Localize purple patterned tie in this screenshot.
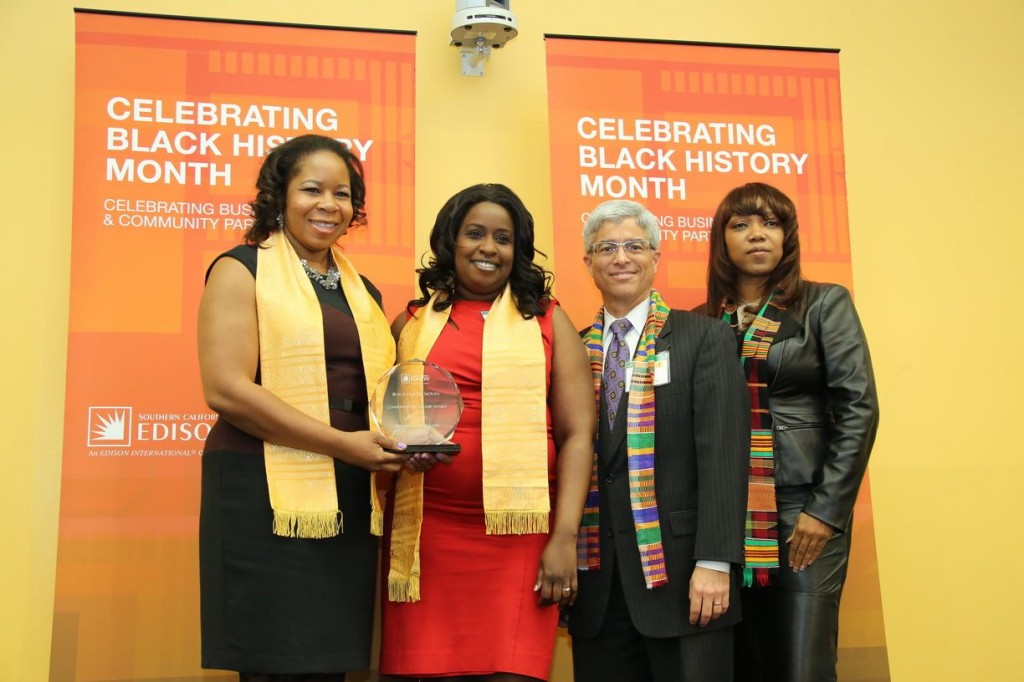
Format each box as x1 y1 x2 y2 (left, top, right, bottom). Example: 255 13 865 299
603 318 633 427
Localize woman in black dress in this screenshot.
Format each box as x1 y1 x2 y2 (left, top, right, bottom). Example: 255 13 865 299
198 135 410 680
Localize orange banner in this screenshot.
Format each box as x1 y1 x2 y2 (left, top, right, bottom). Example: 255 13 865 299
53 12 414 680
545 37 889 680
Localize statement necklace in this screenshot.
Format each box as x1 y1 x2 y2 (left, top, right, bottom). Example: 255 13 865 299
299 257 341 290
735 297 764 331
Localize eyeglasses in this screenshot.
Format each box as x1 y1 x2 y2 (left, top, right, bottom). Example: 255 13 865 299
589 239 654 258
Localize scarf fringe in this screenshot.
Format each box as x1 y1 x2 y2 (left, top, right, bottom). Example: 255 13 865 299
388 575 421 603
742 566 773 588
272 510 342 539
485 510 550 535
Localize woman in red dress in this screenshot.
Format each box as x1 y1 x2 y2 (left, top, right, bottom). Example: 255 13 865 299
379 184 596 681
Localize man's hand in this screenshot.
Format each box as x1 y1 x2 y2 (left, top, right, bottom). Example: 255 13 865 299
688 566 730 626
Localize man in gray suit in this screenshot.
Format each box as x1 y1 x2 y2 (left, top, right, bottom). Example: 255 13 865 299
569 199 749 682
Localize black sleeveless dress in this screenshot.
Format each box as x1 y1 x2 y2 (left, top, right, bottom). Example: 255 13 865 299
200 244 382 674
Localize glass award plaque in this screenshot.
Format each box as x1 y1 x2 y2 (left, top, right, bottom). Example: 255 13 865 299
370 359 463 454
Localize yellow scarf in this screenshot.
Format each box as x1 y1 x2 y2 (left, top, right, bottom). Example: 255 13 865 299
256 232 395 538
387 285 549 602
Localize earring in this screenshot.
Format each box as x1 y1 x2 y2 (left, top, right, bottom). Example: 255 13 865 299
276 212 284 229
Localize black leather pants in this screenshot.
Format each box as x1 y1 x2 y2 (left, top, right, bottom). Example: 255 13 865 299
733 488 852 682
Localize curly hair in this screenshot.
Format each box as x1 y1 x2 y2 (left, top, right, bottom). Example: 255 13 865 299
413 183 553 318
704 182 804 315
244 134 367 245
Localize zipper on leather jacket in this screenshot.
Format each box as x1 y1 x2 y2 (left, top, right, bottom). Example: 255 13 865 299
775 422 826 431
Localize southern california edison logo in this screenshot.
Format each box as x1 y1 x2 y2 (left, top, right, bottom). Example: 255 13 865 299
87 406 133 447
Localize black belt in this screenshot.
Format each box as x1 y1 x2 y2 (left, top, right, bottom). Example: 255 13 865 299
329 397 368 413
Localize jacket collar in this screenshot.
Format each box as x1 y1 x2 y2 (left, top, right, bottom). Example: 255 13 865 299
774 307 802 344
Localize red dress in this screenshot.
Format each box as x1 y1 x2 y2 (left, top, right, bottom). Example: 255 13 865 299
380 298 559 679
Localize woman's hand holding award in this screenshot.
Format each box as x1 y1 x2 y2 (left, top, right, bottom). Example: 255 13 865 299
371 360 463 454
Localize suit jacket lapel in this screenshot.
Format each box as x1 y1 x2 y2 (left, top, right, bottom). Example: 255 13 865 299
656 309 673 352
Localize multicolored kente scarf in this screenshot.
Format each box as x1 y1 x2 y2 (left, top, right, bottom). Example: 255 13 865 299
578 289 670 589
386 285 549 602
256 232 395 539
721 294 784 586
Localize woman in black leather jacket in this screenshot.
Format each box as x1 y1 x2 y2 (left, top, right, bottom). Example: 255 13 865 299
701 183 879 682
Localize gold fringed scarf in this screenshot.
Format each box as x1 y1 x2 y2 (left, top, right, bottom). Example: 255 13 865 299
387 285 549 602
256 232 395 539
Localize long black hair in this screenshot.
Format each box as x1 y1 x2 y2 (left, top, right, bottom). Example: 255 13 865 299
414 183 553 318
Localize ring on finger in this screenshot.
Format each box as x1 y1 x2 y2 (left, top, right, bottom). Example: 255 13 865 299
562 586 573 593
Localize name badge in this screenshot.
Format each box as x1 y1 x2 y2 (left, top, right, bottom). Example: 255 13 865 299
624 352 671 387
653 351 670 386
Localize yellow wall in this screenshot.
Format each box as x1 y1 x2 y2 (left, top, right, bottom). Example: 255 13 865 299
3 1 1022 680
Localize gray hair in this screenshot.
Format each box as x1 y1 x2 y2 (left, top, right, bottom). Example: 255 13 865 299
582 200 661 253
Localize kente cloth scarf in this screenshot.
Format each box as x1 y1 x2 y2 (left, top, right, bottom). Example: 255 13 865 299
256 231 395 539
721 294 784 587
579 289 670 589
386 284 549 602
